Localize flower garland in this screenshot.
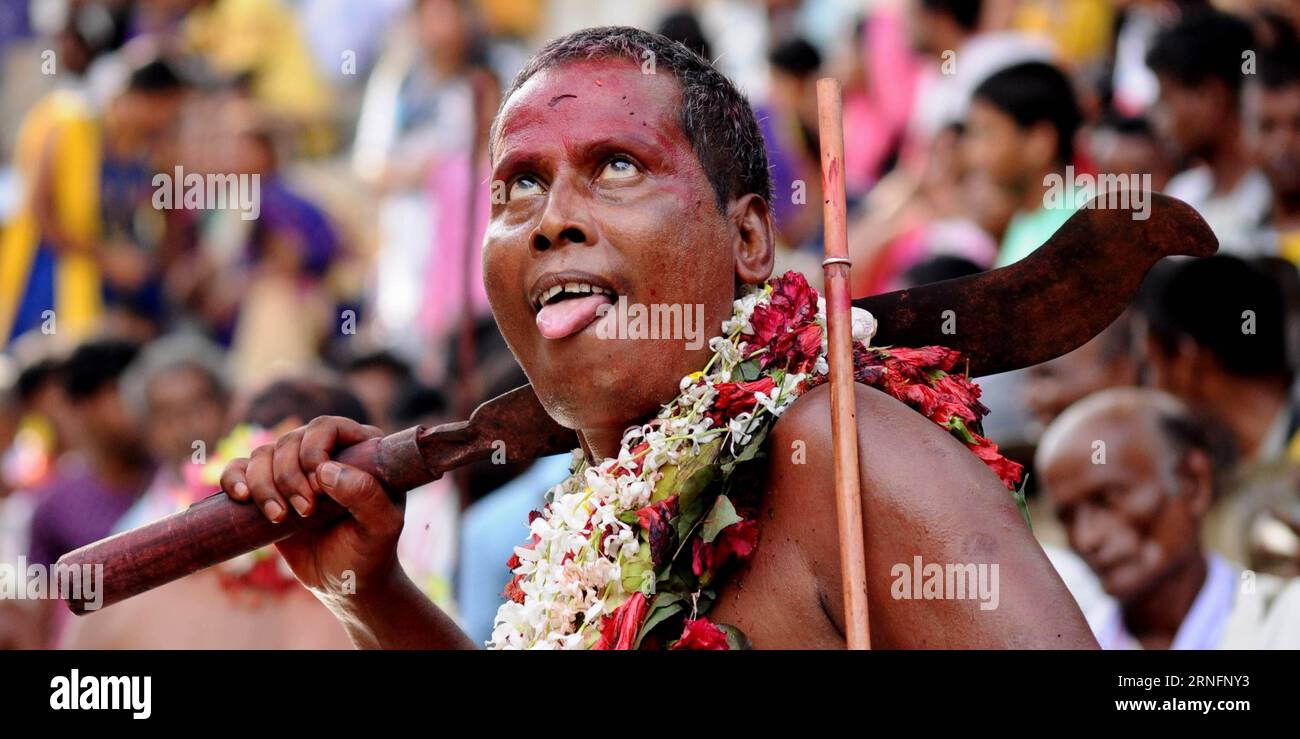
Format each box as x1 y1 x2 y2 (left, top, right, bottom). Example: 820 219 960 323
488 272 1023 650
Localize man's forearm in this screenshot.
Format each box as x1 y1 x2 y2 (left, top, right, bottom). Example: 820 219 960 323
324 567 478 650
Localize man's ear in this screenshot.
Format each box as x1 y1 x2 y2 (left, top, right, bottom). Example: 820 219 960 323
1176 447 1214 518
1168 337 1207 398
1025 122 1058 172
729 193 775 286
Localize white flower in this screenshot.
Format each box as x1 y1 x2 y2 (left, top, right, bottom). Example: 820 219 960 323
488 273 832 649
851 307 877 345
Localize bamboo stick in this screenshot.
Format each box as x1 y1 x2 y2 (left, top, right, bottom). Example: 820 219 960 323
815 78 871 650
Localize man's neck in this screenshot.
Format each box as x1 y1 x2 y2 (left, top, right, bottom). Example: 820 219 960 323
1272 189 1300 231
1019 167 1059 214
1210 379 1289 460
1122 552 1208 650
91 447 150 491
1197 126 1253 196
578 427 628 464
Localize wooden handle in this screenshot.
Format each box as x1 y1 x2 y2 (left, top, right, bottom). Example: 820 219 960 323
56 428 432 614
817 78 871 650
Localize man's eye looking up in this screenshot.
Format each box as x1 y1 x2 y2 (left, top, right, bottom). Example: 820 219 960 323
508 175 543 200
601 156 639 181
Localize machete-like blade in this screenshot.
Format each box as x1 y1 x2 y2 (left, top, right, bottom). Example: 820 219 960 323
860 192 1217 376
486 192 1218 461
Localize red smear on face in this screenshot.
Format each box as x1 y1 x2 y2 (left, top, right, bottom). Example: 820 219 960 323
481 59 740 454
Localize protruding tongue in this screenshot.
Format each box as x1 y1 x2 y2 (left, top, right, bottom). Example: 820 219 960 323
536 294 614 339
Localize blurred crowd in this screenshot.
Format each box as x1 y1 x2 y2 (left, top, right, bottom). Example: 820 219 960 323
1 0 1299 650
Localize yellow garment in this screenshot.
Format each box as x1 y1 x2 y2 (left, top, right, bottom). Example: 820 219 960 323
0 89 102 346
1012 0 1113 66
185 0 333 143
1278 229 1300 269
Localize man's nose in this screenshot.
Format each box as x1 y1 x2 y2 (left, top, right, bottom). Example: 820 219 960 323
1072 504 1113 556
531 181 593 252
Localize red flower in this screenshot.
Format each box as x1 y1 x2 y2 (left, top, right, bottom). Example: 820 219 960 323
706 377 777 426
671 618 730 650
692 519 760 584
967 431 1024 488
886 346 960 372
901 382 978 425
593 592 649 650
744 274 824 373
503 575 526 604
635 496 679 567
764 322 823 373
769 272 818 325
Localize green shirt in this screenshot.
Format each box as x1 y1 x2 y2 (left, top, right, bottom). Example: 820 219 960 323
996 201 1078 268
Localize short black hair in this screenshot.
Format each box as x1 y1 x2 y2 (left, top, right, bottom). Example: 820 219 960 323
919 0 983 32
655 10 711 60
1146 8 1256 97
127 58 185 93
390 383 448 427
972 61 1081 165
1095 110 1156 138
244 377 370 428
768 37 821 78
1138 256 1291 380
494 26 772 211
1257 40 1300 91
344 350 413 382
16 357 64 404
61 340 140 401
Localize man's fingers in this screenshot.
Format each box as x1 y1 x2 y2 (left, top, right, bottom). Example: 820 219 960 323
219 457 252 501
315 461 402 540
272 432 316 516
246 444 288 523
299 416 385 472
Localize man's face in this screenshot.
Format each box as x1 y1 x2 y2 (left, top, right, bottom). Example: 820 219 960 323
79 385 147 458
145 367 226 465
1248 83 1300 198
1089 130 1171 192
1040 413 1202 601
1152 75 1224 159
484 59 749 434
904 1 942 57
963 100 1032 197
1024 336 1134 427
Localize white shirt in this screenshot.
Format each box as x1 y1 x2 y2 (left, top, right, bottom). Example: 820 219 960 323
1069 554 1300 650
1163 166 1273 257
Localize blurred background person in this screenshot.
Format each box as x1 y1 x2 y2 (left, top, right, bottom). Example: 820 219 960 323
0 8 113 348
61 373 364 648
23 338 150 646
1037 387 1300 649
1248 39 1300 263
964 60 1083 267
1146 8 1271 255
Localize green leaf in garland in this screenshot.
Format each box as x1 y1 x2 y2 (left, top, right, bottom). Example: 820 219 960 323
720 424 771 475
635 593 684 647
620 545 656 595
700 495 743 544
734 358 762 382
945 416 978 445
1011 476 1033 531
719 623 753 650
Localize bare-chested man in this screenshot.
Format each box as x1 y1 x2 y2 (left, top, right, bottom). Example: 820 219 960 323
219 27 1096 649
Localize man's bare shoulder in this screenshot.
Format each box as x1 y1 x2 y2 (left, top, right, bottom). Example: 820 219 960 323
771 382 1012 502
761 382 1097 648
